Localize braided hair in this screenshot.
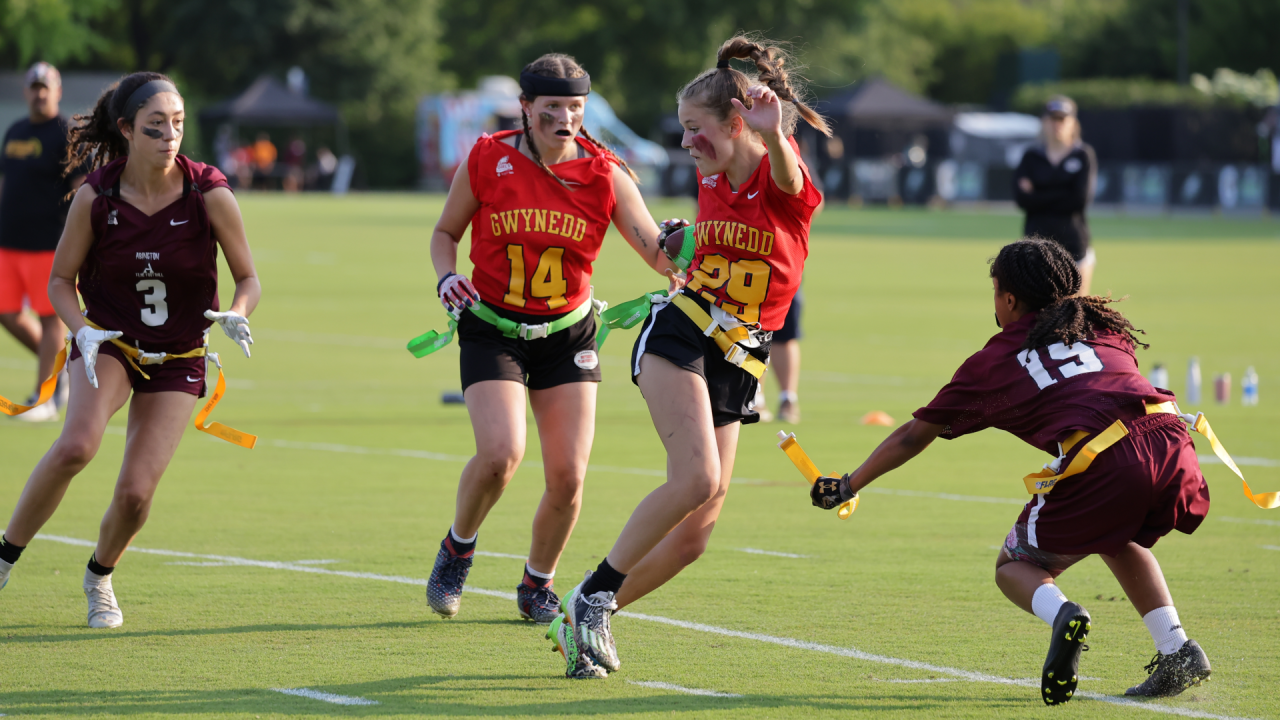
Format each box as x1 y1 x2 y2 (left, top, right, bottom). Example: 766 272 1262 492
990 238 1148 350
519 53 639 189
678 35 832 138
64 72 176 177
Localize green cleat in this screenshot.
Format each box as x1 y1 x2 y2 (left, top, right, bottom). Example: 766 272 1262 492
547 614 607 679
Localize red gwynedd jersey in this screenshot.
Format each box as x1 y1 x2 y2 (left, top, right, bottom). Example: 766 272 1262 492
467 130 618 315
688 136 820 330
913 312 1177 455
79 155 228 353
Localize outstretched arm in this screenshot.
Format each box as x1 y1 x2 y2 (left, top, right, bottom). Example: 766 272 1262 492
811 418 945 510
611 165 678 275
731 85 804 195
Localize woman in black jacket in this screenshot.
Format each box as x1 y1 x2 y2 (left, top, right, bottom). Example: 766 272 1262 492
1014 96 1098 294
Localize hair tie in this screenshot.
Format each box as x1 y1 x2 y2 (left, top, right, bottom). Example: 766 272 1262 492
716 60 730 69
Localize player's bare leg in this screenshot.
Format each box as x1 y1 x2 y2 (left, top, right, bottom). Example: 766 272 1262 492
429 379 526 618
772 340 801 423
521 381 595 622
0 311 40 354
1099 542 1172 615
615 421 738 610
3 356 131 547
995 551 1056 614
996 549 1090 705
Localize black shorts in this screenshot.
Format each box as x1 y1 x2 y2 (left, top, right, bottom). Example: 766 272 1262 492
773 288 803 344
629 290 771 427
456 301 601 391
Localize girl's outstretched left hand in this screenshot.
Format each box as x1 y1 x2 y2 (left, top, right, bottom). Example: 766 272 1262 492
730 85 783 139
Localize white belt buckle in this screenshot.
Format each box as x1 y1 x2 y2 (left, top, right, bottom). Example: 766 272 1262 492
723 345 749 368
138 351 167 366
520 322 550 341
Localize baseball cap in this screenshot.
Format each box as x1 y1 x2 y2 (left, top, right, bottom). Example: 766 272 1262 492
1043 96 1076 117
25 62 61 88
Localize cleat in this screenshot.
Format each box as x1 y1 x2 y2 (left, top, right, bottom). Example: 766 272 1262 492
427 538 473 618
1041 602 1090 705
517 579 561 624
13 397 58 423
0 558 12 591
1125 639 1211 697
562 572 620 672
778 398 800 424
547 613 607 679
84 569 123 629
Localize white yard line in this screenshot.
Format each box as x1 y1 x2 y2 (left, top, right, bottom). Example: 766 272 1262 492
271 688 378 706
1199 455 1279 468
736 548 811 559
879 678 962 683
1220 516 1280 528
1262 546 1280 552
24 532 1260 720
628 680 743 698
475 551 526 560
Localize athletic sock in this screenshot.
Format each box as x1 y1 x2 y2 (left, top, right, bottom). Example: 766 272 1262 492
581 557 626 597
0 535 26 565
1142 606 1188 655
1031 583 1069 625
779 390 798 404
446 527 477 556
86 554 114 577
523 564 554 589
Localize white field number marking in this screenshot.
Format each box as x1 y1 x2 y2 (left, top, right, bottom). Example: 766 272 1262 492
271 688 377 706
136 279 169 326
21 532 1261 720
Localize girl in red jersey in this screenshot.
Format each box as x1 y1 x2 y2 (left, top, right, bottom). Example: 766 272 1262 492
0 73 260 628
811 239 1222 704
548 37 831 679
424 54 676 625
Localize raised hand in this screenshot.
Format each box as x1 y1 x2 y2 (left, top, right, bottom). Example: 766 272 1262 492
438 272 481 313
729 85 784 139
205 310 253 358
74 326 123 389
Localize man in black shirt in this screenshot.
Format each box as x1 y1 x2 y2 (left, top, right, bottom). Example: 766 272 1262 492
0 62 85 421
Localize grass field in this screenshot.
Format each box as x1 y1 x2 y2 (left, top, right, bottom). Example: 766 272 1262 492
1 195 1278 719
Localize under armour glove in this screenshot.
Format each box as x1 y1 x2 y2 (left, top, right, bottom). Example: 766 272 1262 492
437 272 481 312
811 474 857 510
204 310 253 358
73 326 123 389
657 218 694 270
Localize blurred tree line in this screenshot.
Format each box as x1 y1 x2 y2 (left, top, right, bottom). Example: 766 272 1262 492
2 0 1274 187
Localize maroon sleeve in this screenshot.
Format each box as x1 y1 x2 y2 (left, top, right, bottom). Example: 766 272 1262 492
197 162 232 193
912 349 999 439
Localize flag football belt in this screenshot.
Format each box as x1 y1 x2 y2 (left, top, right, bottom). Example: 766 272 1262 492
0 319 256 449
407 294 603 358
1022 401 1277 509
590 288 766 379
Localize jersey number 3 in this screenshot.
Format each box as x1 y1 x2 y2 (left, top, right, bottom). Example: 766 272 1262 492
136 279 169 326
1017 342 1103 390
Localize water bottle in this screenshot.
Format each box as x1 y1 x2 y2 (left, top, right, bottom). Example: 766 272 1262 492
1149 363 1169 389
1214 373 1231 405
1186 357 1201 405
1242 366 1259 406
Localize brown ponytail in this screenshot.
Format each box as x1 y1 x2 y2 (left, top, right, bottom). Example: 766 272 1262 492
679 35 832 138
64 71 176 178
519 53 640 188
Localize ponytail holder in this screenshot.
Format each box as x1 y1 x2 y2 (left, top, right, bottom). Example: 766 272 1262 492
716 60 731 69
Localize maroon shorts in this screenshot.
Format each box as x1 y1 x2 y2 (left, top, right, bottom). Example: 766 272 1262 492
1008 412 1210 559
70 341 207 398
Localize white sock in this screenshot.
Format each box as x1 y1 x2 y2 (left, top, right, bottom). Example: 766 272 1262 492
779 390 798 404
1031 583 1068 625
1143 606 1188 655
525 563 554 580
449 526 477 545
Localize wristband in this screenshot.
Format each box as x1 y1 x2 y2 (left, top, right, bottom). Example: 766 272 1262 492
437 272 456 297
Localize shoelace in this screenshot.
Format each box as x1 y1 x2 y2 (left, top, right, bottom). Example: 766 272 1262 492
86 580 118 616
1142 652 1163 676
526 586 560 611
437 552 472 588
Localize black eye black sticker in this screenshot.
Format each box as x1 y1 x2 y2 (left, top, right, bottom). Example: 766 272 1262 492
141 127 164 139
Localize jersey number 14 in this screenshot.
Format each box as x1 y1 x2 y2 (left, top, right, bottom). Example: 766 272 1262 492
1017 342 1103 390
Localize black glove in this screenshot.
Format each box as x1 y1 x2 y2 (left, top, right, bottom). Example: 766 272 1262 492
811 474 856 510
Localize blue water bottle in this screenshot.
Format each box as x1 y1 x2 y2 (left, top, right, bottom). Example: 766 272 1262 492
1242 366 1259 406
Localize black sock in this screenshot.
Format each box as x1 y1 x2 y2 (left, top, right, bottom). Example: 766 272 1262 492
87 554 114 577
445 529 476 556
0 535 25 564
581 557 626 597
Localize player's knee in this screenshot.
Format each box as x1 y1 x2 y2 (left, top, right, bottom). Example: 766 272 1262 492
543 469 584 507
679 470 720 510
113 487 154 523
50 435 100 469
673 532 710 568
474 444 524 485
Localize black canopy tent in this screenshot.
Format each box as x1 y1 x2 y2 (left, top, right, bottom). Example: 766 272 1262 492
815 77 952 158
200 76 347 154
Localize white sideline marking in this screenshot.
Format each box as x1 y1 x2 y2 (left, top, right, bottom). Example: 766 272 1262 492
1199 455 1279 468
475 551 526 560
628 680 742 698
861 486 1025 506
736 548 810 559
25 533 1258 720
880 678 961 683
166 562 233 567
1262 546 1280 552
271 688 377 706
290 559 342 565
1220 516 1280 528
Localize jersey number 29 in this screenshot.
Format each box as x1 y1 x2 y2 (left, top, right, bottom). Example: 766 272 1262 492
136 279 169 326
1017 342 1103 390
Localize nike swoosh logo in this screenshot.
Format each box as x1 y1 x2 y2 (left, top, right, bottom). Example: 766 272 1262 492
747 191 759 199
186 376 201 382
170 219 189 226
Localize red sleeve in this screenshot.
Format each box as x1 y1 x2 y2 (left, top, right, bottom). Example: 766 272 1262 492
764 136 822 216
912 349 998 440
467 135 489 205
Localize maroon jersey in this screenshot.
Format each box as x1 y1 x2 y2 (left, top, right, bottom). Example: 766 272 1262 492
913 312 1176 455
80 155 228 353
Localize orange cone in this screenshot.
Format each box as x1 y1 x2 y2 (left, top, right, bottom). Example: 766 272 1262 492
861 410 895 426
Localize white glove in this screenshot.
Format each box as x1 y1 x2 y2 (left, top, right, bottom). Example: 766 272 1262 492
204 310 253 358
74 326 122 389
438 272 481 312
